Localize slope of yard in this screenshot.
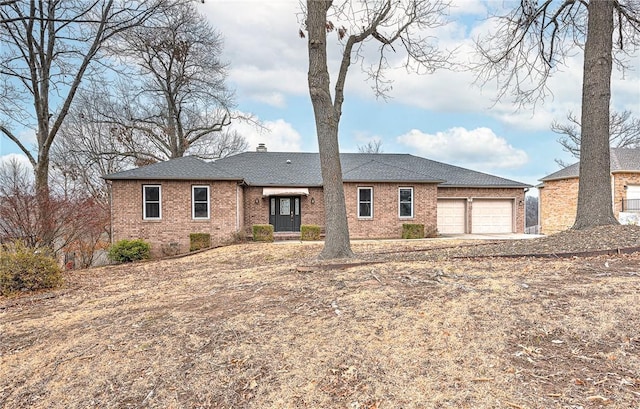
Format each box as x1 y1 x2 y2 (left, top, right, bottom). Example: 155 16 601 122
2 231 640 408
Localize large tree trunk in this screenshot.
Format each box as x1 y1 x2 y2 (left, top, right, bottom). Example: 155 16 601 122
34 154 55 249
573 0 618 230
307 0 354 259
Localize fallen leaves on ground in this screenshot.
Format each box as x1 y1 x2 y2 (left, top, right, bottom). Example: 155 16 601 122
1 225 639 408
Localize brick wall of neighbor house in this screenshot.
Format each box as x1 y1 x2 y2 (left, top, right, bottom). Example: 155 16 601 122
613 172 640 216
436 187 527 234
539 178 579 235
111 179 239 257
242 186 325 234
344 182 438 239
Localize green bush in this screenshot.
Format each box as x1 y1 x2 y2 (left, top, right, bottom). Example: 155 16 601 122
0 241 63 296
300 224 321 241
189 233 211 251
402 223 425 239
252 224 274 242
108 239 151 263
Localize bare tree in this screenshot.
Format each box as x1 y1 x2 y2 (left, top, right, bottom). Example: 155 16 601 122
0 0 172 248
475 0 640 231
525 195 539 228
0 159 39 247
357 139 384 154
0 158 107 264
101 2 245 161
51 85 134 208
304 0 451 259
552 110 640 164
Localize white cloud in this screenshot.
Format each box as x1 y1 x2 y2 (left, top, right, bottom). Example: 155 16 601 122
230 116 302 152
201 0 639 141
0 153 33 171
396 127 528 171
230 65 308 105
202 1 308 105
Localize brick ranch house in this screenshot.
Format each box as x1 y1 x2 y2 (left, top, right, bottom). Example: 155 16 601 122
104 148 530 256
538 147 640 234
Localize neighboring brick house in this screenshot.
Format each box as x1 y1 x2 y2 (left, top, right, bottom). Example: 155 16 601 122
104 147 530 256
538 147 640 234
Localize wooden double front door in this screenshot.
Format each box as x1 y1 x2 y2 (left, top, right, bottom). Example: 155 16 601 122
269 196 301 232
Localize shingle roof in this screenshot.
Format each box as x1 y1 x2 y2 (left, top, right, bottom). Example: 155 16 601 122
213 152 530 188
611 147 640 171
102 155 241 181
539 148 640 182
102 152 531 188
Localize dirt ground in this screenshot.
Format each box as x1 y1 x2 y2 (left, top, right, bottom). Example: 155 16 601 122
2 226 640 408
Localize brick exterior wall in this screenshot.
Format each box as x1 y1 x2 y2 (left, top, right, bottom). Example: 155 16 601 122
540 172 640 235
344 182 438 239
110 179 240 257
241 183 438 239
437 187 526 234
539 178 579 235
110 179 529 255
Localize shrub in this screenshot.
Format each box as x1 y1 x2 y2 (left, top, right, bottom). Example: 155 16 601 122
252 224 274 242
300 224 321 241
108 239 151 263
402 223 424 239
189 233 211 251
0 241 63 296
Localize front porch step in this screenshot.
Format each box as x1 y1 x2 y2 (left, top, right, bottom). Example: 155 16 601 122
273 232 303 241
245 232 326 241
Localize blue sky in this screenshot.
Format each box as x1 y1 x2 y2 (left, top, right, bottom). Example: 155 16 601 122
2 0 639 189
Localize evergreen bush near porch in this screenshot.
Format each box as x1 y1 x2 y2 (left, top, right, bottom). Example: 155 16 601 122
300 225 321 241
252 224 274 242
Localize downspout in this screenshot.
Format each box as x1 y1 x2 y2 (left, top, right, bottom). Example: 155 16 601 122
524 187 529 233
108 180 114 243
236 184 240 232
611 173 616 215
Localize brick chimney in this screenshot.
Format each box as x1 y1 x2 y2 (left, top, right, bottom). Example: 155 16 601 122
256 143 267 152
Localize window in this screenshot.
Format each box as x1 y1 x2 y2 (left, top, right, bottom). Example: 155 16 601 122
143 185 161 220
358 187 373 218
192 186 210 219
399 187 414 218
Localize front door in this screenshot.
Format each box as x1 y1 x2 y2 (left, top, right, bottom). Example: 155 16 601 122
269 196 301 232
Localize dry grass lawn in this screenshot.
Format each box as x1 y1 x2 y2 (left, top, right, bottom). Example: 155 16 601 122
1 238 640 408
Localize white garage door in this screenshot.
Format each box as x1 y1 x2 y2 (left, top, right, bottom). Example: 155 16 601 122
437 200 466 234
471 200 513 234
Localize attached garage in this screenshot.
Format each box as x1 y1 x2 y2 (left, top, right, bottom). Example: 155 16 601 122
437 199 466 234
471 199 514 234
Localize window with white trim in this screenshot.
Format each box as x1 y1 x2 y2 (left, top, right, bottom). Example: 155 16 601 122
358 187 373 218
192 185 210 219
143 185 161 220
399 187 414 218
